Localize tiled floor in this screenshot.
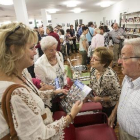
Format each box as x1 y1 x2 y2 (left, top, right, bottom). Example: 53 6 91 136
64 52 124 140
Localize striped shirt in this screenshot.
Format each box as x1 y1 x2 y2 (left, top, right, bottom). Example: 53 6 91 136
117 75 140 139
108 28 126 44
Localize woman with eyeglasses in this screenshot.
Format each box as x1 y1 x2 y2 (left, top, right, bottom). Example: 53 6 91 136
88 47 121 127
0 23 83 140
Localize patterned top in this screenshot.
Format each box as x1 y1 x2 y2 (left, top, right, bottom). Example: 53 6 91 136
90 67 121 107
0 71 66 140
118 76 140 139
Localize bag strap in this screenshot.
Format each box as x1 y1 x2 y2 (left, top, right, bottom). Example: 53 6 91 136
88 27 93 37
1 84 48 140
2 84 25 140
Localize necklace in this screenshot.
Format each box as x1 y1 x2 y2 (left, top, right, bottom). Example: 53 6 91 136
14 73 39 96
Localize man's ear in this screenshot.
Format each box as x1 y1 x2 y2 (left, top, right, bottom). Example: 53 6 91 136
10 45 15 54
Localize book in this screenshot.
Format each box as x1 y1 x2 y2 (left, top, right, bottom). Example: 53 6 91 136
60 80 93 113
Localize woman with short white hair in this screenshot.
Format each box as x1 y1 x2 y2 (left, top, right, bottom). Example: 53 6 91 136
34 36 67 88
91 28 104 50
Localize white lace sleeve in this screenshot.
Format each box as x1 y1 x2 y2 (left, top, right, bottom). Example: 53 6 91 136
38 90 54 108
10 88 66 140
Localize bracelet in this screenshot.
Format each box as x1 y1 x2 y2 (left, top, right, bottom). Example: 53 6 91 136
68 114 74 124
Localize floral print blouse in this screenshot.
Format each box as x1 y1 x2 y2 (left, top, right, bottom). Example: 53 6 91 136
90 67 121 108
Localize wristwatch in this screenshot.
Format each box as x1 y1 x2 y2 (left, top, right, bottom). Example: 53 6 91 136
100 98 104 102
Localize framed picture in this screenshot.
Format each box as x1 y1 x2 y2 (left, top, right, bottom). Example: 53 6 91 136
79 19 82 24
62 23 65 27
67 23 70 27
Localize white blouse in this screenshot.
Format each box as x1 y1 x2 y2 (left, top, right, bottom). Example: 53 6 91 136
0 77 66 139
34 52 67 86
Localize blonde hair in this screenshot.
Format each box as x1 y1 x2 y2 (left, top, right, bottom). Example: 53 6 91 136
94 28 101 34
0 22 38 76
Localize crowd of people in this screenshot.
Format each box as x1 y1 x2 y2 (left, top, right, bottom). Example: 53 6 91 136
0 21 140 140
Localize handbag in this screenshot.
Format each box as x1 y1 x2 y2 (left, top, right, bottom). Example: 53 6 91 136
69 40 73 45
1 84 47 140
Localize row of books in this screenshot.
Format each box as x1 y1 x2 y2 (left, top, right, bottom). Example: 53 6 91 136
121 17 140 23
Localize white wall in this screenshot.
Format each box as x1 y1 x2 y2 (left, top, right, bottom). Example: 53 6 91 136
51 12 100 31
50 0 140 31
99 0 140 29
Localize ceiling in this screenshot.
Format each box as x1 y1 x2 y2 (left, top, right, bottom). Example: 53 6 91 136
0 0 122 22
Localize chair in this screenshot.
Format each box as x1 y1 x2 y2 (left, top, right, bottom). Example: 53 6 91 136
53 111 117 140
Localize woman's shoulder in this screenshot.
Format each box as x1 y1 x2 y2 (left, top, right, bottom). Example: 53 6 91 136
35 54 48 65
105 67 118 77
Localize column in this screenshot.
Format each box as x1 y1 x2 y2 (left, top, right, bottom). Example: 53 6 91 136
13 0 29 26
41 9 48 35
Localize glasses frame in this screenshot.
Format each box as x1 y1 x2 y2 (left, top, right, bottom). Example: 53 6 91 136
91 56 101 61
119 56 140 61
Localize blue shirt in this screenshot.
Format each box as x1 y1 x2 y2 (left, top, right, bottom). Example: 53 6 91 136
86 27 94 42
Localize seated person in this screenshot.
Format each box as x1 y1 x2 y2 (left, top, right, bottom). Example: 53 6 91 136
88 47 120 126
34 36 67 88
0 22 83 140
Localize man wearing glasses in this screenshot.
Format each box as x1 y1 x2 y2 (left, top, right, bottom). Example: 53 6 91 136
108 38 140 140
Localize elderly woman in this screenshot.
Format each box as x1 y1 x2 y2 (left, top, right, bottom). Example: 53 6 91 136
91 28 104 50
89 47 120 124
34 36 67 89
0 22 83 140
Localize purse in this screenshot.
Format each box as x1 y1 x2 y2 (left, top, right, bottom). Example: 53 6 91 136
1 84 47 140
69 40 73 45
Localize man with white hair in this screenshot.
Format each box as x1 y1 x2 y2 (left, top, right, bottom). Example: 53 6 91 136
108 38 140 140
109 23 126 67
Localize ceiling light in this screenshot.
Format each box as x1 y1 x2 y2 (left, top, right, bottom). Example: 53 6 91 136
63 1 80 7
46 9 59 14
97 1 114 7
72 8 83 13
0 0 13 5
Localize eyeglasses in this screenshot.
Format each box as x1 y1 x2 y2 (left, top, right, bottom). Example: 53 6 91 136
91 57 101 61
119 56 140 61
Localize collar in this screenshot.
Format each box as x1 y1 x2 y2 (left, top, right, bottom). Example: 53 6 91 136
125 75 140 88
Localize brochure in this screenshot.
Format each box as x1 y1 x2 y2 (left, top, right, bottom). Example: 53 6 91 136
60 80 93 113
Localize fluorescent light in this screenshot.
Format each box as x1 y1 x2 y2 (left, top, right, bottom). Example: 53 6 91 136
0 0 13 5
72 8 83 13
63 1 80 7
46 9 59 14
97 1 114 7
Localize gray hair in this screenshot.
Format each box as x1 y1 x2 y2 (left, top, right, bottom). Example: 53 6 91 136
124 38 140 56
40 36 58 51
94 28 100 34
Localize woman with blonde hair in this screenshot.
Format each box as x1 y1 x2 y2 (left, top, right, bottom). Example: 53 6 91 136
0 22 83 140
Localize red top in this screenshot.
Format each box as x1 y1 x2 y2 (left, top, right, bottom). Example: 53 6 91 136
48 32 60 51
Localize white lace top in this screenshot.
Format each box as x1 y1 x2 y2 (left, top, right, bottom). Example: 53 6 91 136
0 78 66 139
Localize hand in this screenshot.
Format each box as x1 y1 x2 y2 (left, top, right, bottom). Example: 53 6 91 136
40 83 55 91
70 100 83 118
90 96 101 102
108 111 116 128
53 89 68 95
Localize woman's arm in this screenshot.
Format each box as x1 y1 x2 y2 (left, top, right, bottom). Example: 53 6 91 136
11 88 82 139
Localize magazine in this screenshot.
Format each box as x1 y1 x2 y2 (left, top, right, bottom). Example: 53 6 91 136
60 80 93 113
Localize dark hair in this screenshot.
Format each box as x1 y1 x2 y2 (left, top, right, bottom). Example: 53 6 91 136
94 47 113 68
104 26 110 32
111 23 114 28
82 26 88 32
88 21 93 27
66 29 70 33
59 29 65 35
99 26 105 32
34 27 38 29
70 25 73 28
